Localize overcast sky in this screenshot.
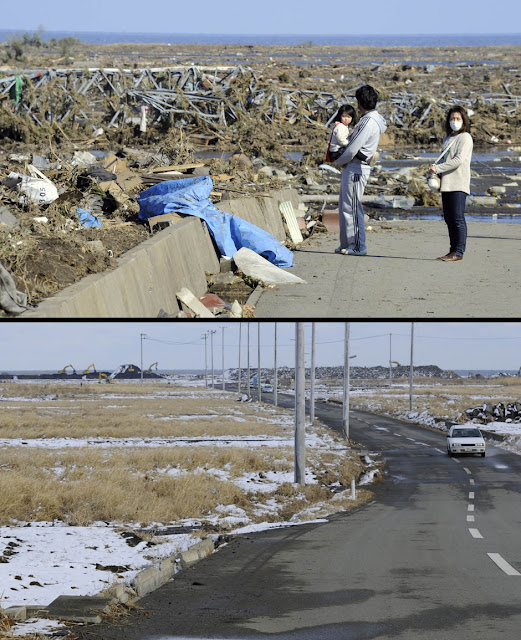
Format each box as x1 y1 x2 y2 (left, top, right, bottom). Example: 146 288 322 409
1 0 520 35
1 322 520 372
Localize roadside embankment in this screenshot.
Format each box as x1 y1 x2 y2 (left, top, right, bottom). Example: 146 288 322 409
19 187 301 318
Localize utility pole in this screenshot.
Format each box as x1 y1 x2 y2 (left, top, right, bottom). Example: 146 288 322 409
409 322 414 411
209 329 216 388
221 326 226 391
310 322 316 424
295 322 306 485
274 322 278 407
247 323 250 397
257 323 262 402
238 324 242 394
140 333 147 386
342 322 350 440
202 332 208 389
389 333 393 387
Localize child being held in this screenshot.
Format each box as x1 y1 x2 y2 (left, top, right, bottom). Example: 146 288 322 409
327 104 378 166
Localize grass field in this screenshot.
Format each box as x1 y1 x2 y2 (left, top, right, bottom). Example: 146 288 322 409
0 382 372 528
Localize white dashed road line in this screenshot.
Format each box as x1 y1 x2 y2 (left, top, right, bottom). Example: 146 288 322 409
469 479 475 485
469 492 475 499
393 433 402 437
468 504 475 512
467 515 475 522
463 467 472 474
488 553 521 576
469 528 483 539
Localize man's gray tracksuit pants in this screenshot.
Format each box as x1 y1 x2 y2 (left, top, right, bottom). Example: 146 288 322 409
338 169 368 253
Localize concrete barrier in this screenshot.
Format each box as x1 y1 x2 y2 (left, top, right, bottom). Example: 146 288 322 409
132 557 176 598
217 187 300 241
19 187 301 318
21 217 220 318
178 537 215 569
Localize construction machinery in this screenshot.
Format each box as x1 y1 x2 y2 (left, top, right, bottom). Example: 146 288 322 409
390 361 400 367
83 363 96 374
59 364 76 374
145 362 158 373
98 373 113 384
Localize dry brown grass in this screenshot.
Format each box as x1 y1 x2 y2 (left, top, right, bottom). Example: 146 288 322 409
0 446 291 526
0 383 291 439
0 612 15 636
0 441 368 528
0 381 378 529
333 377 521 423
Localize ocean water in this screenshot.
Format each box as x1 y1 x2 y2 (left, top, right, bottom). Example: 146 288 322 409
1 30 521 47
453 370 519 377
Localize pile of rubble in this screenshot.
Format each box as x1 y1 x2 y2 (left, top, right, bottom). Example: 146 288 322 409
0 140 314 315
465 402 521 424
228 364 459 382
2 43 521 313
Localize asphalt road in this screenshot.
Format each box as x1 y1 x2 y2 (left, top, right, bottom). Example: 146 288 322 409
251 221 521 318
78 397 521 640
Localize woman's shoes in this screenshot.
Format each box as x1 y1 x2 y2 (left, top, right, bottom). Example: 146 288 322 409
437 252 463 261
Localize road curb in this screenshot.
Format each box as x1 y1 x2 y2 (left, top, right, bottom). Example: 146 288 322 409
246 284 264 310
0 536 217 628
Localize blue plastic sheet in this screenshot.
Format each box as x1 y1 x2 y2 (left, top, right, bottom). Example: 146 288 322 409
75 208 101 228
137 176 294 267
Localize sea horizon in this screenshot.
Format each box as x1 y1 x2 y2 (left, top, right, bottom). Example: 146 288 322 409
1 30 521 47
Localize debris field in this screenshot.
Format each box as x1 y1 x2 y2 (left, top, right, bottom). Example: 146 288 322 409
2 41 521 314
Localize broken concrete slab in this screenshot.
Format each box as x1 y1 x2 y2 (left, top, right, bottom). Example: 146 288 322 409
0 205 19 233
219 256 233 273
176 287 215 318
148 211 185 232
468 195 498 206
362 194 415 209
98 581 130 604
233 247 306 285
45 596 113 624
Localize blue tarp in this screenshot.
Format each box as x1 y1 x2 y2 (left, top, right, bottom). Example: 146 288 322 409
137 176 294 268
75 208 102 228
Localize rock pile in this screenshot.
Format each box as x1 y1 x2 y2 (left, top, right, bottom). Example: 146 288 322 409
230 364 458 382
465 402 521 424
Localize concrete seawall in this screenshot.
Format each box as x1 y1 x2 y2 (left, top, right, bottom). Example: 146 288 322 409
20 187 301 318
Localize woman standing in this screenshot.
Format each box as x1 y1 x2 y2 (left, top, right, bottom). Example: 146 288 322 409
428 106 473 262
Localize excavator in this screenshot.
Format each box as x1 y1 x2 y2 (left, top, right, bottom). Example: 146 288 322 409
82 363 96 374
98 373 113 384
59 364 76 374
145 362 158 373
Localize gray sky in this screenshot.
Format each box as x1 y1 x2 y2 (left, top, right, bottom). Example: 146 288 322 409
2 0 520 35
1 322 520 372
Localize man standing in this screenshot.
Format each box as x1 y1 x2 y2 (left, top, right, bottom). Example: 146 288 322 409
335 85 387 256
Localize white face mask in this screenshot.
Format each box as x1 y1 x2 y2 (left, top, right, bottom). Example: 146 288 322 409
450 120 463 132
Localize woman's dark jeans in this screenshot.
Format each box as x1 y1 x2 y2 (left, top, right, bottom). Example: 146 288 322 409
441 191 467 256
